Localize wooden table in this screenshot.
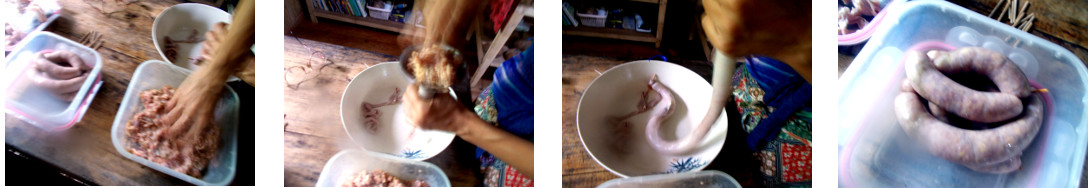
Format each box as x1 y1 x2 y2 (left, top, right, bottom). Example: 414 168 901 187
4 0 254 185
282 35 484 186
561 56 763 187
838 0 1088 186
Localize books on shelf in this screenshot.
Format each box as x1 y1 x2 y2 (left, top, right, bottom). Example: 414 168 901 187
312 0 369 17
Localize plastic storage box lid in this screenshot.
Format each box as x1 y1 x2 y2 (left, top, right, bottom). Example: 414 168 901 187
315 149 451 187
4 31 103 131
110 60 239 185
597 170 741 188
838 1 1088 187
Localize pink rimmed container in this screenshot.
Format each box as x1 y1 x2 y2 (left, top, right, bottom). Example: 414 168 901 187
838 1 1088 187
4 32 103 131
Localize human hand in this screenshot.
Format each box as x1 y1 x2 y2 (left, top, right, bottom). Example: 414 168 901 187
158 70 225 149
702 0 811 70
198 22 230 66
401 82 473 134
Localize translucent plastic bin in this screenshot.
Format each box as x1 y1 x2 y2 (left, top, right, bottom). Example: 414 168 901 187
315 149 451 187
838 0 898 45
597 170 740 188
4 0 61 52
838 1 1088 187
110 60 239 185
4 32 103 130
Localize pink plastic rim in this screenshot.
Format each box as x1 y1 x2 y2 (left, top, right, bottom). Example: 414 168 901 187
5 50 100 131
838 4 892 45
840 42 1053 187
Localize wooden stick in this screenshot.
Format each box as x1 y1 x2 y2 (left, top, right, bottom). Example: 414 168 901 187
1014 1 1029 26
996 0 1010 22
989 0 1006 18
1009 0 1017 22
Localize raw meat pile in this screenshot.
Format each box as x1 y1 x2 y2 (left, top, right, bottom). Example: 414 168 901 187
838 0 883 35
407 45 457 88
125 86 220 178
341 170 428 187
4 0 50 50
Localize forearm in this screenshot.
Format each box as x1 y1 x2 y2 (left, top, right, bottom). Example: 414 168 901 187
203 0 255 83
455 110 534 178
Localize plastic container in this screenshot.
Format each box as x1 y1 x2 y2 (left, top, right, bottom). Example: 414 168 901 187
597 170 740 188
110 60 239 185
315 149 451 187
838 0 898 46
4 0 62 52
577 12 607 27
367 6 392 20
4 32 103 131
838 1 1088 187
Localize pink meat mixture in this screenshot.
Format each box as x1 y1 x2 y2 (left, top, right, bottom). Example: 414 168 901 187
125 86 220 178
341 170 429 187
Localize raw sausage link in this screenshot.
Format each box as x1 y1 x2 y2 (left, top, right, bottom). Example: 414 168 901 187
931 47 1032 98
905 50 1023 123
894 91 1043 173
35 51 87 79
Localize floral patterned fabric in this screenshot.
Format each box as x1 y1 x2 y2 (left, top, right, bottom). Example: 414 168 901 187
474 78 533 187
733 64 812 187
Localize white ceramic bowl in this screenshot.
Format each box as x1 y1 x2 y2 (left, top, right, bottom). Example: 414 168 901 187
577 60 728 177
151 3 230 71
340 62 455 161
315 149 451 187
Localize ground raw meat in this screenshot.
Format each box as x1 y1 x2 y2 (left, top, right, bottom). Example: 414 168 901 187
361 87 402 133
408 45 456 88
125 86 219 178
341 170 429 187
838 0 883 35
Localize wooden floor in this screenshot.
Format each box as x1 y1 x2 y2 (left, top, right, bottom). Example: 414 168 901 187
287 19 405 57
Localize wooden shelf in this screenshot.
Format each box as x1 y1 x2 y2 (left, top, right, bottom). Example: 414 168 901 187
305 0 420 33
311 11 408 33
563 26 657 42
562 0 667 47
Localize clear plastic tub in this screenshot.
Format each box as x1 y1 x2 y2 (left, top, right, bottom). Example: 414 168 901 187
597 170 740 188
4 0 62 52
4 31 103 130
838 1 1088 187
838 0 898 45
315 149 451 187
110 60 239 185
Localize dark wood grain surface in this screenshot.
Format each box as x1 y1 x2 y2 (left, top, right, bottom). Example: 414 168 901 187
282 35 484 187
5 0 253 185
